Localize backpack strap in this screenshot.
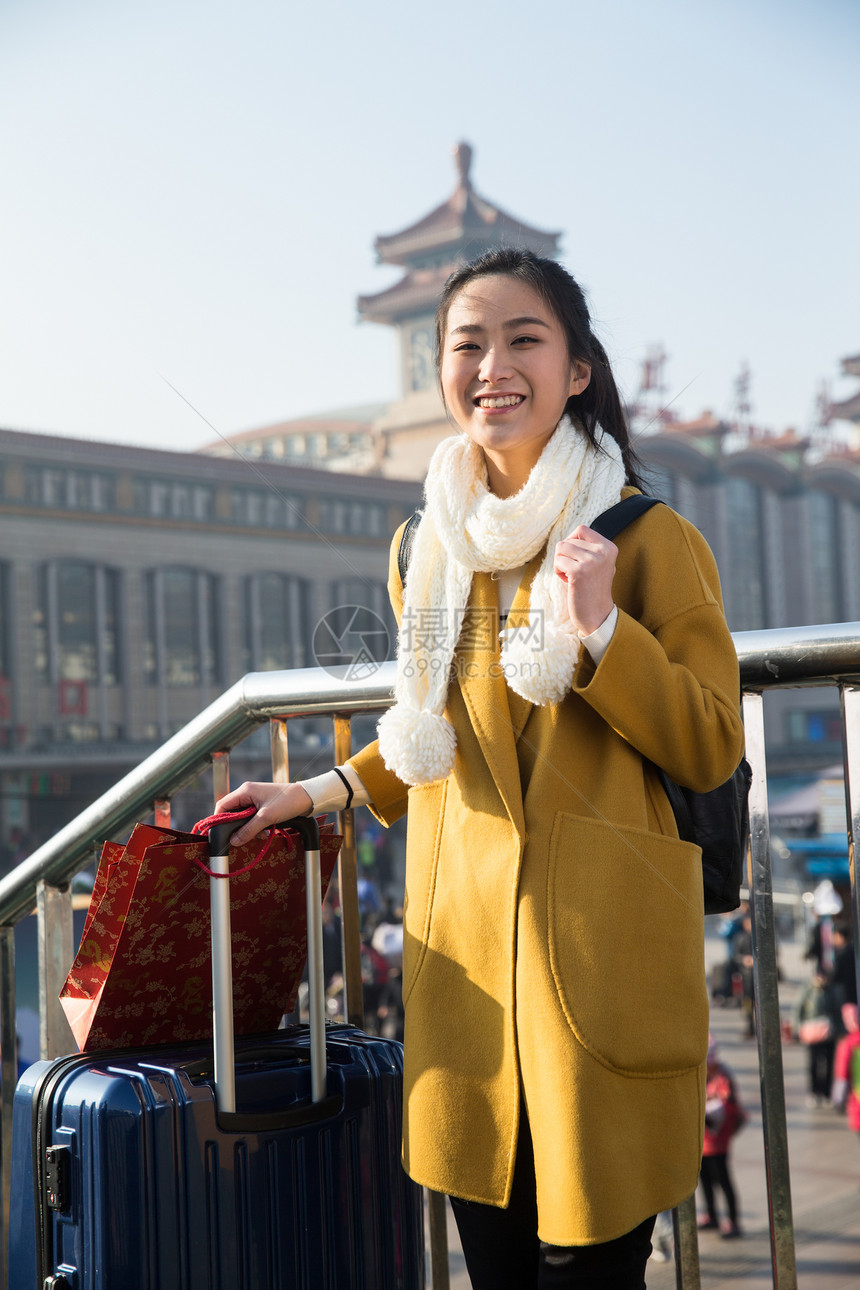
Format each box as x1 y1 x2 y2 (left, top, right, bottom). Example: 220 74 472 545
588 494 662 541
397 510 423 585
586 496 701 841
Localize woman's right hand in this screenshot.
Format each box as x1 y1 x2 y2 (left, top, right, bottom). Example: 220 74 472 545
214 780 313 847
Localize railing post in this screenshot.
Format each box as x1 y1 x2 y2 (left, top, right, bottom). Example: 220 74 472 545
672 1194 701 1288
333 716 364 1030
211 749 230 805
0 926 16 1290
426 1190 450 1290
270 719 290 785
36 880 75 1061
841 686 860 1009
742 691 797 1290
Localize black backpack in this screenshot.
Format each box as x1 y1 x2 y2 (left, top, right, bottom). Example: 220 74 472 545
397 496 751 915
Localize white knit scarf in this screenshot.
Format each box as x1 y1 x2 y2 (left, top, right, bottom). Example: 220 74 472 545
377 416 626 785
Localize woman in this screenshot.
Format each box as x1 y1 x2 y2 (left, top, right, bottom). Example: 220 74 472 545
217 248 745 1288
795 969 841 1107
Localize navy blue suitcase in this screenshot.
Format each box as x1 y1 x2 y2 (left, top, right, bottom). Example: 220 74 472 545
9 816 424 1289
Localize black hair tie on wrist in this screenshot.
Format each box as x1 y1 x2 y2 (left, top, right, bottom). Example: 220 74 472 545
332 766 354 810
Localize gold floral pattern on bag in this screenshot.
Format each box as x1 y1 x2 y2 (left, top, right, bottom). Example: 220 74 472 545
60 820 341 1052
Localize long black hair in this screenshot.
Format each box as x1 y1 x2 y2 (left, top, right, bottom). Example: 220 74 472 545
434 247 645 489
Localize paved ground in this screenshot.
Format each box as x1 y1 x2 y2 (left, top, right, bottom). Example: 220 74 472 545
428 930 860 1289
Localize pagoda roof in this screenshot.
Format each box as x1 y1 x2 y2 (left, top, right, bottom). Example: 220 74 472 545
744 427 810 452
374 181 560 267
830 390 860 423
661 411 731 438
357 264 453 325
359 143 560 324
840 352 860 379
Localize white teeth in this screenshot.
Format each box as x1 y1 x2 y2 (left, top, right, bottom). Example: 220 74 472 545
479 395 523 408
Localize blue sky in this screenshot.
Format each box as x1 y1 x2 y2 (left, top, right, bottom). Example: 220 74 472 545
1 0 858 453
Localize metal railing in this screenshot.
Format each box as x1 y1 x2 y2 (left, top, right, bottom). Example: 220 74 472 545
0 620 858 1290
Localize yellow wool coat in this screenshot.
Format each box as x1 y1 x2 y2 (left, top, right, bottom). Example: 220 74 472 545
349 491 745 1246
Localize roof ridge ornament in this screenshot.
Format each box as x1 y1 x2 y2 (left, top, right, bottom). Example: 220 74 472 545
453 141 473 191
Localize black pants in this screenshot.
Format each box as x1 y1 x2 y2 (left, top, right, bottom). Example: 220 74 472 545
807 1039 835 1099
699 1153 738 1226
450 1113 655 1289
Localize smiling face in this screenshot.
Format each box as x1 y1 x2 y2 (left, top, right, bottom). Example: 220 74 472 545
439 274 590 494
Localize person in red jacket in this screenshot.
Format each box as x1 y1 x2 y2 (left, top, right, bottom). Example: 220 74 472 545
698 1036 746 1237
832 1004 860 1134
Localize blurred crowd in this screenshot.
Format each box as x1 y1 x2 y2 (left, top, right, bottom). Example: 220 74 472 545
652 880 860 1265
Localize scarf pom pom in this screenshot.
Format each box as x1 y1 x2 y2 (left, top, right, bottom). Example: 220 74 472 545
502 624 580 705
378 705 457 786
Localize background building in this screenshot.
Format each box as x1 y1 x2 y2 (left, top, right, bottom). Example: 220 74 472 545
0 427 419 857
2 142 858 873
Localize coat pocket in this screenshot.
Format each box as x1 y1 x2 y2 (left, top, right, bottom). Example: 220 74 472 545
547 811 708 1076
402 779 448 1005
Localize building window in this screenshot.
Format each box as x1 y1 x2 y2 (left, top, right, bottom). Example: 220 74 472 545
349 503 365 533
90 473 113 511
12 465 115 512
42 469 65 507
170 485 191 519
807 492 842 624
407 323 436 392
725 476 768 631
144 568 221 686
130 478 148 512
284 495 304 529
321 500 349 534
193 487 213 520
246 491 265 525
319 499 387 537
33 562 122 684
150 481 170 517
32 584 48 677
228 488 286 527
243 574 310 672
229 490 245 523
366 504 386 536
264 495 282 528
58 565 97 681
65 471 115 511
60 721 105 744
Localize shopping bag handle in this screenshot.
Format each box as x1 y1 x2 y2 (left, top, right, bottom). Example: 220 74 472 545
190 808 320 878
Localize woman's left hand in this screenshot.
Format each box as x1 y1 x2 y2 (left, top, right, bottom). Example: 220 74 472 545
554 525 618 636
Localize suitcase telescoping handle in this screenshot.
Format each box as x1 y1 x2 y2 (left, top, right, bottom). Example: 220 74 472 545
207 815 327 1116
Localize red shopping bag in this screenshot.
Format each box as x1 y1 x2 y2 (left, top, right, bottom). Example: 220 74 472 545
60 814 341 1052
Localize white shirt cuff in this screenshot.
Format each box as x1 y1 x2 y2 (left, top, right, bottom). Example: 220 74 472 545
578 604 618 665
298 764 371 813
